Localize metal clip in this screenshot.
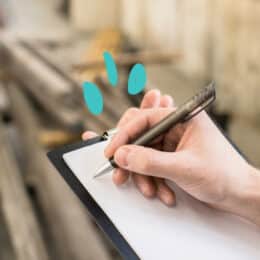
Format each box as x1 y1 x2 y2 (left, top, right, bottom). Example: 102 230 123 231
183 93 216 122
102 128 119 140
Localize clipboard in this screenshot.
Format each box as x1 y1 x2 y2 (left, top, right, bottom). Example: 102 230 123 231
47 125 260 260
47 136 139 260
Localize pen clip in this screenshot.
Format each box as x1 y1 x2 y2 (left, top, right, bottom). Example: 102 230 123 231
183 94 216 122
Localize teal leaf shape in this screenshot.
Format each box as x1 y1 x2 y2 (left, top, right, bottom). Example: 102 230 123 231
128 63 147 95
82 82 103 115
103 51 118 87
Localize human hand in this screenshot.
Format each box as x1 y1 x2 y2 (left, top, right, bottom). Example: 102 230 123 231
82 90 176 206
104 95 260 225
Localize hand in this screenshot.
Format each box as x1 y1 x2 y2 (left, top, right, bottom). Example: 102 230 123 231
82 90 176 206
104 94 260 226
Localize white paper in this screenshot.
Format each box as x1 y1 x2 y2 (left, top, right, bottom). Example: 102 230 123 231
63 141 260 260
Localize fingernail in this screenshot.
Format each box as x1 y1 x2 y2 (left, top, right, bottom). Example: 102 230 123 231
112 169 121 186
115 147 130 168
104 144 113 158
153 89 161 96
164 95 174 107
165 196 176 207
163 194 176 207
142 184 156 198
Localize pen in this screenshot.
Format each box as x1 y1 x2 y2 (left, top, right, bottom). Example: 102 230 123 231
93 82 216 179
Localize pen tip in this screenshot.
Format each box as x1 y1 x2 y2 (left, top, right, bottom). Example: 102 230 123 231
93 161 114 179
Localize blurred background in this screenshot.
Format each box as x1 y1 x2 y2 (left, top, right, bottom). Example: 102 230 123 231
0 0 259 259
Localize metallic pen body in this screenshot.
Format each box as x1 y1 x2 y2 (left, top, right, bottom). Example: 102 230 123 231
94 82 216 178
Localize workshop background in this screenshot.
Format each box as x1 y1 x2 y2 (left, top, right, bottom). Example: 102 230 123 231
0 1 259 260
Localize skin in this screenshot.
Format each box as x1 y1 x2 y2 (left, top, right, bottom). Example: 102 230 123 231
83 90 260 227
83 90 176 205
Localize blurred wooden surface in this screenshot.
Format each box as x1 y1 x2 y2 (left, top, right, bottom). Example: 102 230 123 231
0 124 49 260
0 209 15 260
73 51 182 71
1 39 84 131
0 81 9 115
6 83 114 260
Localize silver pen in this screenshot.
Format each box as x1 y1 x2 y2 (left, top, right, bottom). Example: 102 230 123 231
94 82 216 179
93 128 119 178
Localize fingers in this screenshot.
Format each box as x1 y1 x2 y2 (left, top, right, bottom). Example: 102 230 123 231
114 144 192 180
112 168 130 185
132 174 176 206
81 130 130 186
140 89 161 109
117 107 140 127
83 91 177 207
117 89 162 127
160 95 174 108
117 90 174 128
111 90 178 207
140 90 174 109
132 174 157 198
82 131 98 140
114 170 176 207
105 108 173 158
115 89 163 186
154 178 176 206
133 89 162 200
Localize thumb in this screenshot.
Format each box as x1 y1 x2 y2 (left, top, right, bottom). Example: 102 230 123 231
114 145 192 180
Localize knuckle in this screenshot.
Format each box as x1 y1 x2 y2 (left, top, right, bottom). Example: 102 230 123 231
127 107 139 117
118 108 139 127
140 151 153 173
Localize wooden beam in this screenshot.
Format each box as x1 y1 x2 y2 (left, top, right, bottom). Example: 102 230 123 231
72 51 182 71
0 81 9 115
0 124 49 260
6 82 112 260
1 38 84 131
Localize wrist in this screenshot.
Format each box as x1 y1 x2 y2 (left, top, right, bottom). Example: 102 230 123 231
228 165 260 226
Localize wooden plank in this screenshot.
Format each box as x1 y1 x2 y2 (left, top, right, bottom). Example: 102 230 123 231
0 0 71 40
72 51 182 71
6 82 113 260
0 208 15 260
213 0 260 120
80 76 135 132
17 38 134 130
1 38 84 131
229 117 260 168
0 82 10 115
0 124 49 260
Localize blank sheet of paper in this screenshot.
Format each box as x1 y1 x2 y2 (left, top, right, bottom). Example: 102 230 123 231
63 140 260 260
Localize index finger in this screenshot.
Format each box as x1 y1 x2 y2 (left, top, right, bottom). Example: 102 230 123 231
117 89 161 127
104 107 173 158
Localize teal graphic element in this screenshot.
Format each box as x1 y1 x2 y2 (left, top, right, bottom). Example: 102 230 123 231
128 63 147 95
103 51 118 86
82 52 147 115
82 82 103 115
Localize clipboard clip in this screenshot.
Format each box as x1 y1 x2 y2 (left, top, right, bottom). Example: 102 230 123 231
102 128 119 140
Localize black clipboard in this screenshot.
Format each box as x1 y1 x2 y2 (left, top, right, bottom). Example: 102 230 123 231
47 136 140 260
47 119 246 260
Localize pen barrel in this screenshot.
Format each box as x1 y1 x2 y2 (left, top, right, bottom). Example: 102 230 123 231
99 83 215 176
133 82 215 146
133 108 186 146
